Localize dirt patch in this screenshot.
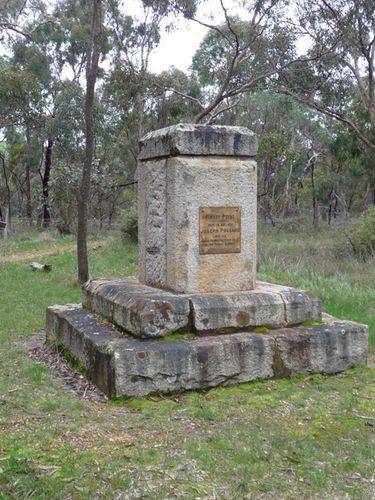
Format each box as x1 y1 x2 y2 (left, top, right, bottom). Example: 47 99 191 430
58 425 135 451
1 241 103 263
1 242 76 262
25 332 108 404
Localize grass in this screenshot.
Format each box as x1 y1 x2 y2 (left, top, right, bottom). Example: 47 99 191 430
0 224 374 498
258 223 375 350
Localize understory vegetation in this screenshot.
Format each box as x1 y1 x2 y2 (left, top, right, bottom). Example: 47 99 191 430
0 224 374 498
347 206 375 260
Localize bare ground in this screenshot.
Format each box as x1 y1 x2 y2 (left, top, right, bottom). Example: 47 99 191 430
24 332 108 404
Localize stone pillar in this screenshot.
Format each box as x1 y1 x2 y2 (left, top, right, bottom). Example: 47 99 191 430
137 124 258 294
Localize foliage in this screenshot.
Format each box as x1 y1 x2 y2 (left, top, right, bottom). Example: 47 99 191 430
347 207 375 260
121 204 138 241
280 0 375 151
0 0 374 239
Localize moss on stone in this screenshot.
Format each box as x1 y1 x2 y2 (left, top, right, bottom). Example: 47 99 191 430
57 344 87 375
252 326 270 334
159 332 196 342
301 320 324 327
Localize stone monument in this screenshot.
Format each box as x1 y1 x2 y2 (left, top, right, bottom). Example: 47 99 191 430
46 124 369 398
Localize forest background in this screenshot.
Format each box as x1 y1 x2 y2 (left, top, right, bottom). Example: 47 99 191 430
0 0 374 248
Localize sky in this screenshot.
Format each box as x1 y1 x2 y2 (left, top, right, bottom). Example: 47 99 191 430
123 0 308 74
1 0 306 74
0 0 254 89
122 0 253 74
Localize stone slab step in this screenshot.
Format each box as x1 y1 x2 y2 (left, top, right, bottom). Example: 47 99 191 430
82 277 192 338
82 277 322 338
46 304 368 398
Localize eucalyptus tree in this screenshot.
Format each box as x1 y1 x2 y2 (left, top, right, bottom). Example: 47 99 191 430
0 48 46 224
106 0 197 146
163 0 299 123
152 67 203 127
1 0 90 226
77 0 103 284
279 0 375 152
108 0 163 143
0 0 46 40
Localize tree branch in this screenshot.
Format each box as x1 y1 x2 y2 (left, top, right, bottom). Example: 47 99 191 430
279 86 375 151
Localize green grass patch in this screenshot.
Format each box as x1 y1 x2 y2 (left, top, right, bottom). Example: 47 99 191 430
0 225 374 497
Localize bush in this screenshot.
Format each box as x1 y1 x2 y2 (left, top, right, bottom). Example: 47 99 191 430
347 207 375 260
121 205 138 241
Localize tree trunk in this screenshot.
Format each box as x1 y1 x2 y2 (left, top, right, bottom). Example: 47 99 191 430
328 202 332 226
25 127 33 226
0 154 11 229
282 163 293 218
42 138 53 228
137 91 145 145
77 0 102 284
327 187 334 226
333 196 338 219
3 208 9 239
311 161 318 228
347 189 355 214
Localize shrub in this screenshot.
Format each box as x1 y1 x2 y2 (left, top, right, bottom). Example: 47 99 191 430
121 205 138 241
347 207 375 260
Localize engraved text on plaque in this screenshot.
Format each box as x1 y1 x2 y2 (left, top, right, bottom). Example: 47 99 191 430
199 207 241 255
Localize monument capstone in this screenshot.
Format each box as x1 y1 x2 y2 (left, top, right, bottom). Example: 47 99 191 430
46 124 369 397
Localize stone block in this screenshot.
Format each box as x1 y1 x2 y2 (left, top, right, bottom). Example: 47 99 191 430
83 278 322 336
46 304 274 398
138 158 167 288
190 287 286 331
46 304 369 398
138 123 258 160
272 320 369 376
258 281 322 324
46 304 121 395
165 156 257 293
138 125 258 294
114 332 274 398
83 277 191 338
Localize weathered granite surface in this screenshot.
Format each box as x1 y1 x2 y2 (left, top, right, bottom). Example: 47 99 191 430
83 277 191 338
272 319 369 376
138 124 258 293
138 123 258 160
83 277 322 337
165 156 257 293
46 304 369 398
138 158 167 288
138 155 258 293
258 281 322 325
190 285 286 331
45 304 121 395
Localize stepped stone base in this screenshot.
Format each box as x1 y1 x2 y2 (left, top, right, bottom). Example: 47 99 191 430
82 277 322 338
46 304 368 398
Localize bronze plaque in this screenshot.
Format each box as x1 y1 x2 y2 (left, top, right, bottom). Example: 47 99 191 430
199 207 241 255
